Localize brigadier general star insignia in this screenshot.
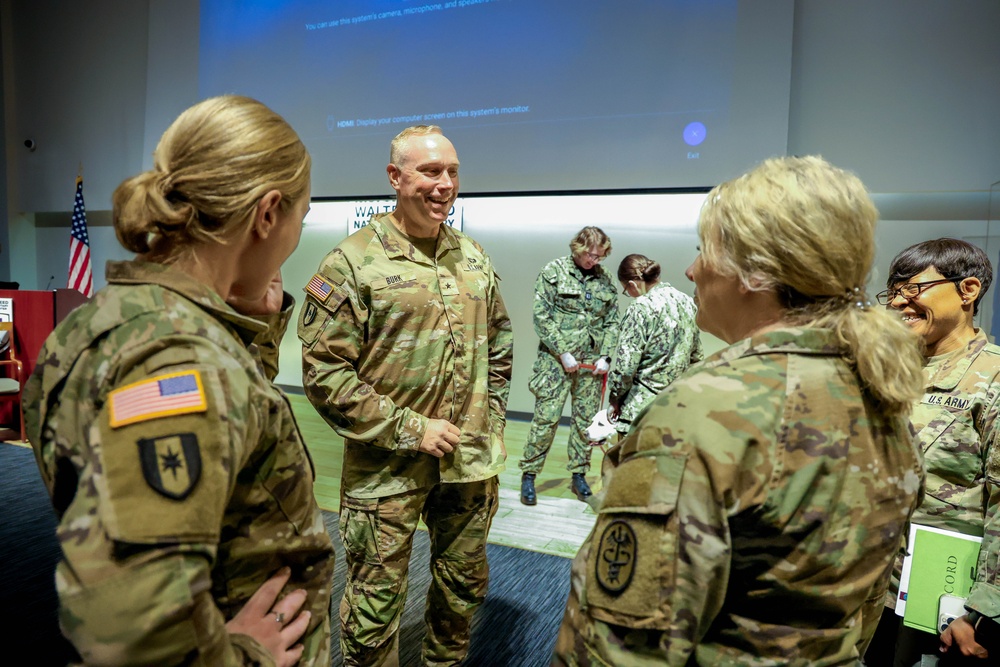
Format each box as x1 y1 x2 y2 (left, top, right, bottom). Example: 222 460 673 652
137 433 202 500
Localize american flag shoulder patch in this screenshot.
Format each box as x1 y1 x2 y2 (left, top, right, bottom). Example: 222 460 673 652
108 370 208 428
306 273 335 303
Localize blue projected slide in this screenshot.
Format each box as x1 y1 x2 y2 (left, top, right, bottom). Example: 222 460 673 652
200 1 785 196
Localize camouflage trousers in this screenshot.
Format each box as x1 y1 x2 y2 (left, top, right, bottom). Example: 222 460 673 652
338 477 499 666
520 352 604 474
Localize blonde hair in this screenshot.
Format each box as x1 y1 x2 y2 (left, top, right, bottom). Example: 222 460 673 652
390 125 443 167
570 226 612 257
113 95 311 257
698 155 923 415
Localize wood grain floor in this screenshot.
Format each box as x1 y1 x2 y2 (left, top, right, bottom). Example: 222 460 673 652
288 393 599 558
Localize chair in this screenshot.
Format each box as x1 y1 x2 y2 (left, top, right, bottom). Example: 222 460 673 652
0 321 26 442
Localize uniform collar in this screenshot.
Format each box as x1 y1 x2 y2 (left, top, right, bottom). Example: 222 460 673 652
702 326 843 370
370 212 460 263
105 259 267 345
560 255 606 281
924 329 990 391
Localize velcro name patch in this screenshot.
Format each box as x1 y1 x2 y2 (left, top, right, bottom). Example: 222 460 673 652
109 370 207 428
922 392 971 410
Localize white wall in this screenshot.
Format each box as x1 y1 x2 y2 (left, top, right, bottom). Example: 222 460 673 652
279 193 712 414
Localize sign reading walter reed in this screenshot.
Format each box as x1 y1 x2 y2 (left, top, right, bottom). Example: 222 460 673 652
348 199 464 234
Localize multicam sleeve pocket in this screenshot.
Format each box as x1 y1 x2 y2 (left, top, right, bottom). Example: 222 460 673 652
584 451 686 631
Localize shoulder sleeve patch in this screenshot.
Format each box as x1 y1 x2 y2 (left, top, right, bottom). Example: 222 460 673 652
138 432 201 500
305 273 337 303
108 370 207 428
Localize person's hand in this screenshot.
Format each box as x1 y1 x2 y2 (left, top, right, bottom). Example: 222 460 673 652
940 615 989 659
229 272 284 316
419 419 461 457
607 400 620 422
225 567 312 667
592 358 610 375
560 352 579 373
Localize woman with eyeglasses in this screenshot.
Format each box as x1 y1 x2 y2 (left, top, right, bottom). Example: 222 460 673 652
552 156 926 666
866 238 1000 666
606 253 703 438
519 226 619 505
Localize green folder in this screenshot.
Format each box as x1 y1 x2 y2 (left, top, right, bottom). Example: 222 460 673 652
897 524 982 634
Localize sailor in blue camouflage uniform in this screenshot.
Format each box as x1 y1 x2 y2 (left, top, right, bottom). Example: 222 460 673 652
607 253 703 436
867 238 1000 666
519 227 619 505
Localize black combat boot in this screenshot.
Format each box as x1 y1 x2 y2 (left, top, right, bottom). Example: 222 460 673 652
571 473 592 501
520 472 537 506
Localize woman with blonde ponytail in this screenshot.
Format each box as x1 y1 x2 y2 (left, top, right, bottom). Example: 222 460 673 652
24 96 333 667
553 155 925 666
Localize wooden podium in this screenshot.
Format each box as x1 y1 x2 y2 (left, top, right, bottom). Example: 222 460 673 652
0 289 90 429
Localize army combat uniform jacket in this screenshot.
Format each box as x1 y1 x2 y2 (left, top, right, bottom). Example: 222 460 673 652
532 255 618 365
900 330 1000 623
553 327 924 666
24 260 334 667
298 214 514 498
607 281 703 431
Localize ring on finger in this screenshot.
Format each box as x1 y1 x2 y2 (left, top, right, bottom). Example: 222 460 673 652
273 611 285 624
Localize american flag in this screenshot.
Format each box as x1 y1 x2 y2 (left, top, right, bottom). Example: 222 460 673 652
108 371 207 428
68 176 94 297
306 273 334 302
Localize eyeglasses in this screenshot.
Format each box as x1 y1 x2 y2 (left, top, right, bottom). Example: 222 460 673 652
875 278 960 305
584 251 605 263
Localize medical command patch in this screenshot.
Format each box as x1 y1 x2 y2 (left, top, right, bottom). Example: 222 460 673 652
596 519 637 594
137 432 201 499
306 273 335 303
108 370 207 428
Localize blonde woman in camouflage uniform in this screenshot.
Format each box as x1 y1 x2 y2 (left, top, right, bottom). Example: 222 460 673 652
866 238 1000 666
299 126 513 666
519 226 619 505
552 155 926 666
607 253 703 437
24 96 334 666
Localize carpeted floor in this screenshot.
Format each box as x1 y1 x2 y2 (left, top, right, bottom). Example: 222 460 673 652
1 443 571 666
0 444 78 665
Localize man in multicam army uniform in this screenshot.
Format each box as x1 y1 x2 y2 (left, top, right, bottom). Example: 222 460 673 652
607 253 703 436
552 155 927 666
298 125 513 666
866 238 1000 665
25 96 334 667
519 227 618 505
